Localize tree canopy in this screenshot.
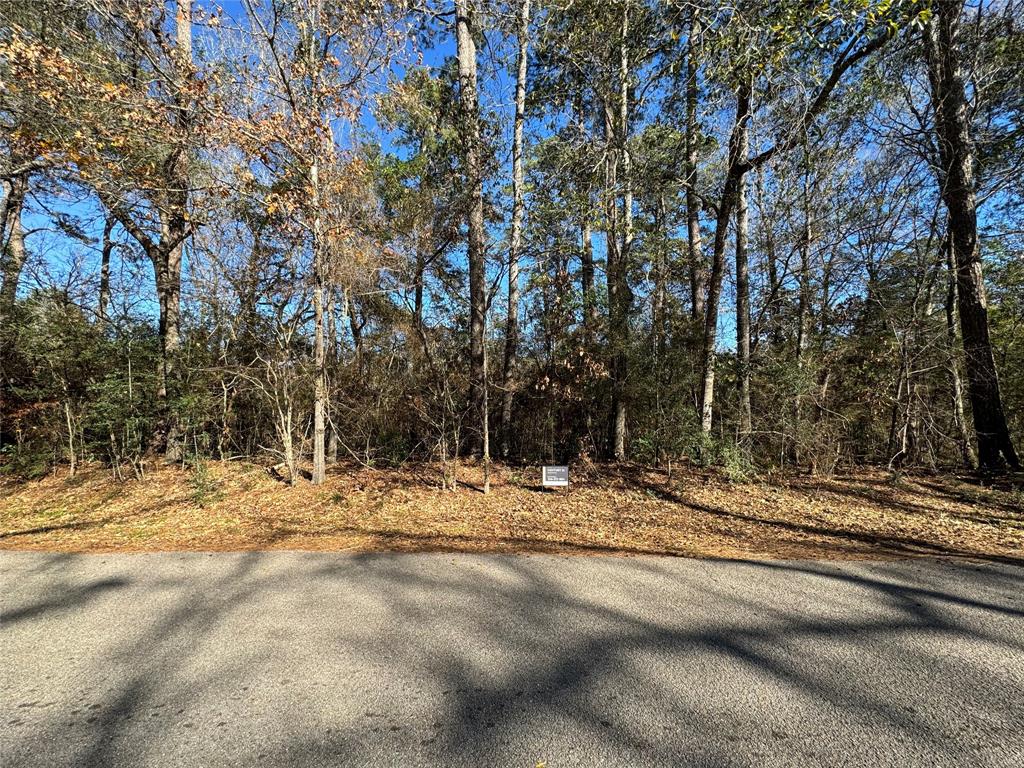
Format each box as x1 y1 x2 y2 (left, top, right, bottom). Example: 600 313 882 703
2 0 1021 484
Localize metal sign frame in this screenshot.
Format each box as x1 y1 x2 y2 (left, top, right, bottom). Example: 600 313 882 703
542 465 569 488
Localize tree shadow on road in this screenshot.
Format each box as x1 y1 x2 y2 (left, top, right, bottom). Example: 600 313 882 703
3 551 1022 767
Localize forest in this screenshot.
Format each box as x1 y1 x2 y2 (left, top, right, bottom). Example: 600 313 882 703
1 0 1022 491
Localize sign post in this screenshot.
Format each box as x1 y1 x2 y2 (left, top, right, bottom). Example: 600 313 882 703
541 465 569 489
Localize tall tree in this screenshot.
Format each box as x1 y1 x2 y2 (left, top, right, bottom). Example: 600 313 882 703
239 0 396 483
700 82 749 433
685 9 705 322
735 77 752 439
698 0 911 435
304 10 329 486
97 0 197 460
608 2 634 461
455 0 488 461
923 0 1019 470
501 0 531 459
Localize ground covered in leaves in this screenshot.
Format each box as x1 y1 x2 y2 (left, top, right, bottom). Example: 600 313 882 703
1 460 1021 562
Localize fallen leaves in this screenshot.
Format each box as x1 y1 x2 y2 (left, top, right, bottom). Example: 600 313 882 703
0 461 1020 563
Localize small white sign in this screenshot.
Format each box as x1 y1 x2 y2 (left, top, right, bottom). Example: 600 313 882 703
542 465 569 488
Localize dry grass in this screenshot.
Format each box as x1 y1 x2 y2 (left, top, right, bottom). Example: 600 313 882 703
1 460 1021 562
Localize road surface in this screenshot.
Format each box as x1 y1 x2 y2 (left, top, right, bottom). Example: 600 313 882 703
2 552 1023 767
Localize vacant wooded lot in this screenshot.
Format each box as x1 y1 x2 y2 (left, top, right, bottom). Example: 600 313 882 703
1 0 1022 550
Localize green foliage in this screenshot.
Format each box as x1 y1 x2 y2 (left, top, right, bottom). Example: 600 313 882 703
0 442 52 480
187 453 223 508
372 430 415 468
0 292 161 478
83 327 160 474
2 292 101 476
684 431 754 482
720 441 756 483
184 429 223 507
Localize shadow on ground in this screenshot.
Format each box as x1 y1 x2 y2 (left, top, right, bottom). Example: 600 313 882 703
2 552 1022 767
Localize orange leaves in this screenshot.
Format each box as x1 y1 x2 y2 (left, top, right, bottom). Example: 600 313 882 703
2 26 173 193
264 192 300 220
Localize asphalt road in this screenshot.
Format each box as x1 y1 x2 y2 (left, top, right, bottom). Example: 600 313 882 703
2 552 1023 767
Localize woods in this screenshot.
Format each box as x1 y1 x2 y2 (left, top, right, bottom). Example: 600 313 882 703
1 0 1021 485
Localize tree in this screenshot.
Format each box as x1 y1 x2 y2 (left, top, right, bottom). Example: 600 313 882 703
238 0 399 484
734 74 752 439
923 0 1019 470
500 0 531 459
699 81 749 434
684 8 705 322
697 0 917 436
0 171 29 312
454 0 488 468
607 2 635 461
96 0 199 460
2 0 205 459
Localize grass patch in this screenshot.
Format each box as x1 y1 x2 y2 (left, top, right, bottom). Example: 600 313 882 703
188 457 224 508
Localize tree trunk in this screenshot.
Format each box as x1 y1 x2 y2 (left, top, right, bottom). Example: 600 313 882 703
501 0 531 460
756 167 782 348
310 163 327 486
64 399 76 478
347 291 365 371
304 8 326 486
455 0 487 457
98 214 113 323
795 157 813 368
924 2 1019 470
0 174 28 312
609 4 632 462
653 194 667 359
700 83 750 434
152 232 185 461
154 0 192 462
279 402 296 487
603 101 621 459
581 214 596 332
735 97 752 438
482 333 491 493
685 11 705 322
327 286 339 465
944 237 976 469
414 242 425 331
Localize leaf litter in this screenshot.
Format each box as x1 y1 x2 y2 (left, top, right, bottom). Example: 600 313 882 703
1 461 1020 562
